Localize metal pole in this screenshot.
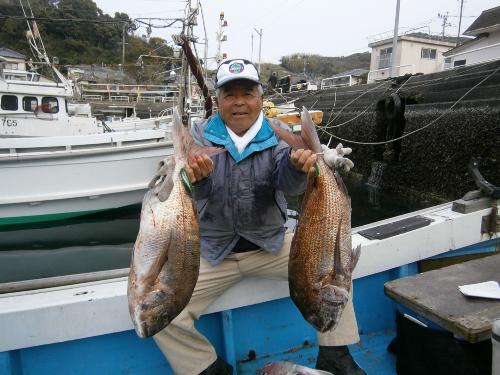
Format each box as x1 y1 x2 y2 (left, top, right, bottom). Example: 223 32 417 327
457 0 464 46
122 23 126 71
251 33 254 61
389 0 400 78
253 28 262 74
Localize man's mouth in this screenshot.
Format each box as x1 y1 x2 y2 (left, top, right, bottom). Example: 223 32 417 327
232 112 248 116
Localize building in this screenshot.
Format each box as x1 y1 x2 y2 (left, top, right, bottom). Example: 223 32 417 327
320 68 369 89
367 34 456 83
0 47 27 71
443 6 500 69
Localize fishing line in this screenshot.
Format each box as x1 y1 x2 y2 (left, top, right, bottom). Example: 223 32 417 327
320 66 499 146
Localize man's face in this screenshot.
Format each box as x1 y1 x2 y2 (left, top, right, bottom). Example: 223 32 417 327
216 79 263 136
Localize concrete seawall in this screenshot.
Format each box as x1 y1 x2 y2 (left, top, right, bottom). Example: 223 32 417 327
283 60 500 201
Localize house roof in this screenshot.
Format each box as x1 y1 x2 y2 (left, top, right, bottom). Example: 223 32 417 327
0 47 26 60
442 34 487 57
368 33 457 48
464 6 500 36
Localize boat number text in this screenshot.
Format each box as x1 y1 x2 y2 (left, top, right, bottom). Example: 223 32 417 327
1 118 17 127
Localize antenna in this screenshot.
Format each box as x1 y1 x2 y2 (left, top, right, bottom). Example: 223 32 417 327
438 11 452 38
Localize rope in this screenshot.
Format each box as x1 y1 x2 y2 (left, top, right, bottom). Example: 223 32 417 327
320 66 499 146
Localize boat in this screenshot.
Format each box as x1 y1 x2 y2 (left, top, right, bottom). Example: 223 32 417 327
0 59 174 226
0 191 498 374
0 7 181 227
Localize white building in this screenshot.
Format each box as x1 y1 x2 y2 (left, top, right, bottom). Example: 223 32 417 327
0 47 27 71
443 6 500 69
367 34 456 83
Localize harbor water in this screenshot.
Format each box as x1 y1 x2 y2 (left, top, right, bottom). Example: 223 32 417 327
0 180 434 284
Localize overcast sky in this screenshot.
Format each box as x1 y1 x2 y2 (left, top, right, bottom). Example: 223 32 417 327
93 0 499 68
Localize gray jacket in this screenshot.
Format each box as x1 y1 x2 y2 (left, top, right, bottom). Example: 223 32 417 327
191 113 307 266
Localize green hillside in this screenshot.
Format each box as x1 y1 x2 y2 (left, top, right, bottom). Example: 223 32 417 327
1 0 370 84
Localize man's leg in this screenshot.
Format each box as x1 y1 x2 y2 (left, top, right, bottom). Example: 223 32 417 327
240 233 364 374
316 288 366 375
153 256 241 375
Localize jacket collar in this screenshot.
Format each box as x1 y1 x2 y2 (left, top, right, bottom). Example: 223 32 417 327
204 112 278 163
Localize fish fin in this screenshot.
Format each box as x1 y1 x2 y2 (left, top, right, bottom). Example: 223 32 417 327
270 121 308 150
156 172 174 202
334 170 349 197
172 108 225 163
269 109 322 154
351 244 361 272
299 107 323 153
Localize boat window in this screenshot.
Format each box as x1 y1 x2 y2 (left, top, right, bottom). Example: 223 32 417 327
1 95 18 111
22 96 38 112
41 97 59 113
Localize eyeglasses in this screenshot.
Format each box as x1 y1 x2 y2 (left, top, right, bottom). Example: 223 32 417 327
215 59 260 85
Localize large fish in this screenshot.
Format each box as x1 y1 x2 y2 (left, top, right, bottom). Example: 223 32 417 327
259 361 333 375
127 108 223 338
271 107 361 333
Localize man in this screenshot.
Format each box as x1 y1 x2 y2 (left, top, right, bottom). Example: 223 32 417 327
268 71 277 90
153 59 366 375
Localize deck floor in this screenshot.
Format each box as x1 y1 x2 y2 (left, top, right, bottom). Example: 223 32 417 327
238 330 397 374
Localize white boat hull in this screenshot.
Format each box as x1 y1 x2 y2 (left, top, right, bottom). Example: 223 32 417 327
0 130 173 225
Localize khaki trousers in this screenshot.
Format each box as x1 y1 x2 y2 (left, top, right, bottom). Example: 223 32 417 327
153 232 360 375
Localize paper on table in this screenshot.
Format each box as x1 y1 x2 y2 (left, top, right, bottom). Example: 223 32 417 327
458 281 500 299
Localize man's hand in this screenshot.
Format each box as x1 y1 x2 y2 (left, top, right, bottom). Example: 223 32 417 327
322 143 354 172
290 149 318 174
185 154 214 183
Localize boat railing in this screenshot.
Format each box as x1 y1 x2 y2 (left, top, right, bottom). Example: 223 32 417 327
367 64 415 83
82 94 103 101
110 96 130 102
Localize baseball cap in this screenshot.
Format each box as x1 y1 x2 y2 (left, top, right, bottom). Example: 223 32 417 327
214 59 261 88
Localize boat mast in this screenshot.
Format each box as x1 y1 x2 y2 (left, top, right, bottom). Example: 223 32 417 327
19 0 72 92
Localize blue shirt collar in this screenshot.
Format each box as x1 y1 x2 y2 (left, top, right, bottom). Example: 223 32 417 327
204 113 278 163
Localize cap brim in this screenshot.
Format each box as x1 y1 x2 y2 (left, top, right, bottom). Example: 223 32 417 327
215 76 261 89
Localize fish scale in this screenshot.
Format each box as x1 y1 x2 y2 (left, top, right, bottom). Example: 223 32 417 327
127 108 224 338
271 107 360 333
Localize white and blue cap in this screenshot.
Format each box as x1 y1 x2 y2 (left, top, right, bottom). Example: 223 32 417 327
215 59 261 88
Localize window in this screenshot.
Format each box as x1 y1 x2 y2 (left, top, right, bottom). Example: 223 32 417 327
5 62 19 70
23 96 38 112
41 97 59 113
1 95 18 111
421 48 437 59
379 48 392 69
454 59 466 67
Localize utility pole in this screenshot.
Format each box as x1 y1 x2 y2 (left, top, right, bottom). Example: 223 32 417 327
456 0 464 46
251 33 254 61
389 0 400 78
438 12 452 38
253 27 262 74
121 22 126 71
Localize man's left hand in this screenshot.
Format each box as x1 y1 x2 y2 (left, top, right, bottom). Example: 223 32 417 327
290 149 318 174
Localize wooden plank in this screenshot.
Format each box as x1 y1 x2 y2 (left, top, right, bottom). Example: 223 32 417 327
384 253 500 343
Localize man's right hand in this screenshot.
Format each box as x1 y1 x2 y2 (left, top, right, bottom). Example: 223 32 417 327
185 154 214 183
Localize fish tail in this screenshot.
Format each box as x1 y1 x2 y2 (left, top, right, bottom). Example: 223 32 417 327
172 108 225 164
299 106 322 153
269 107 322 154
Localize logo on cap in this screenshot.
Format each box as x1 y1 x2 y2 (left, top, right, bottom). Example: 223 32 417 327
228 62 244 74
